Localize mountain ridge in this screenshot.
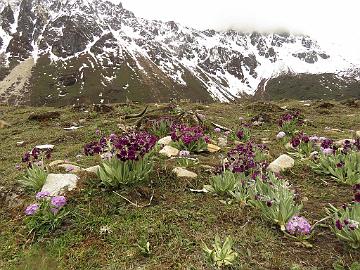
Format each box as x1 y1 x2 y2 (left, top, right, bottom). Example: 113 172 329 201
0 0 359 105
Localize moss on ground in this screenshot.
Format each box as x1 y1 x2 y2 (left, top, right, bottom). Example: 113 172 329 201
0 100 360 269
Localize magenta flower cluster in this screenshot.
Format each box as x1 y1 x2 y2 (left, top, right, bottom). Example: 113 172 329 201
22 147 52 167
290 133 311 148
286 216 312 236
171 125 210 145
335 219 359 231
222 142 268 177
25 192 67 216
278 111 302 127
84 131 157 161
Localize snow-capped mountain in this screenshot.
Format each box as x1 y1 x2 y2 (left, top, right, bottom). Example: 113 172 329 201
0 0 359 105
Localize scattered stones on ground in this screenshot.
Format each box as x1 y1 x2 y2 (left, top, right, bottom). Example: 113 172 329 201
267 154 295 173
159 145 179 157
85 165 100 174
172 167 198 178
41 174 79 196
28 111 60 121
207 144 221 153
157 136 172 146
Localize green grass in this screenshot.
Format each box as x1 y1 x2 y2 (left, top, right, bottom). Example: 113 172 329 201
1 100 360 269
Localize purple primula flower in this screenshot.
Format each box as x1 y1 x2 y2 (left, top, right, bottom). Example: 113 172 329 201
276 131 286 139
321 147 333 155
25 204 39 216
266 200 273 207
36 191 51 200
286 216 311 235
179 150 190 157
51 196 67 209
291 137 301 148
349 222 359 230
95 129 101 135
321 139 333 149
309 136 319 142
224 131 231 136
214 128 221 133
50 208 59 215
335 220 343 230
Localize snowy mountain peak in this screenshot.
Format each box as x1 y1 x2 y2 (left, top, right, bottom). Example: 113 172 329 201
0 0 359 105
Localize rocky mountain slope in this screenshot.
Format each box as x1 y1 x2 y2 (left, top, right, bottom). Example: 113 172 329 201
0 0 359 105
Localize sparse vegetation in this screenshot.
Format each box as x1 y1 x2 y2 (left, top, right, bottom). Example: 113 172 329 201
1 100 360 269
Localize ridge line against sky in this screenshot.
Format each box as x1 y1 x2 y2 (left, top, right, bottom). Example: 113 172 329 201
105 0 360 63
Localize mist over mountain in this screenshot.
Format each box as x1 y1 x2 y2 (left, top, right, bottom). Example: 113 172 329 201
0 0 359 105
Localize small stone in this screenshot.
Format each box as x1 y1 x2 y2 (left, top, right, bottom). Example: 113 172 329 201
64 126 82 131
49 160 67 167
79 119 86 124
356 131 360 137
252 121 263 126
310 151 319 159
218 137 227 147
207 144 221 153
157 136 172 146
159 145 179 157
16 141 25 147
58 164 82 173
267 154 295 173
172 167 197 178
36 144 55 150
41 174 79 196
85 165 100 174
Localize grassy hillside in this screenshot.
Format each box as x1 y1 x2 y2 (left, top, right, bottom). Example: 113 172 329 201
0 100 360 269
257 73 360 100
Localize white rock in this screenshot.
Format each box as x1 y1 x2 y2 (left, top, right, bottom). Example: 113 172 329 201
218 137 227 147
36 144 55 150
157 136 172 146
172 167 198 178
267 154 295 173
85 165 100 174
16 141 25 147
41 174 79 196
159 145 179 157
207 144 221 153
49 160 67 167
356 131 360 137
64 126 82 131
58 164 82 173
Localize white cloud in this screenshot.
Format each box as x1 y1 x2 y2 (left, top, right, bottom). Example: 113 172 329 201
108 0 360 63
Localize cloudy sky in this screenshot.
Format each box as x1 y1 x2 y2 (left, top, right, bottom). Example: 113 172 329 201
110 0 360 62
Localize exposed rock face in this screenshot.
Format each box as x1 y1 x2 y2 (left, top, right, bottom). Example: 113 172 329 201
0 0 358 105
